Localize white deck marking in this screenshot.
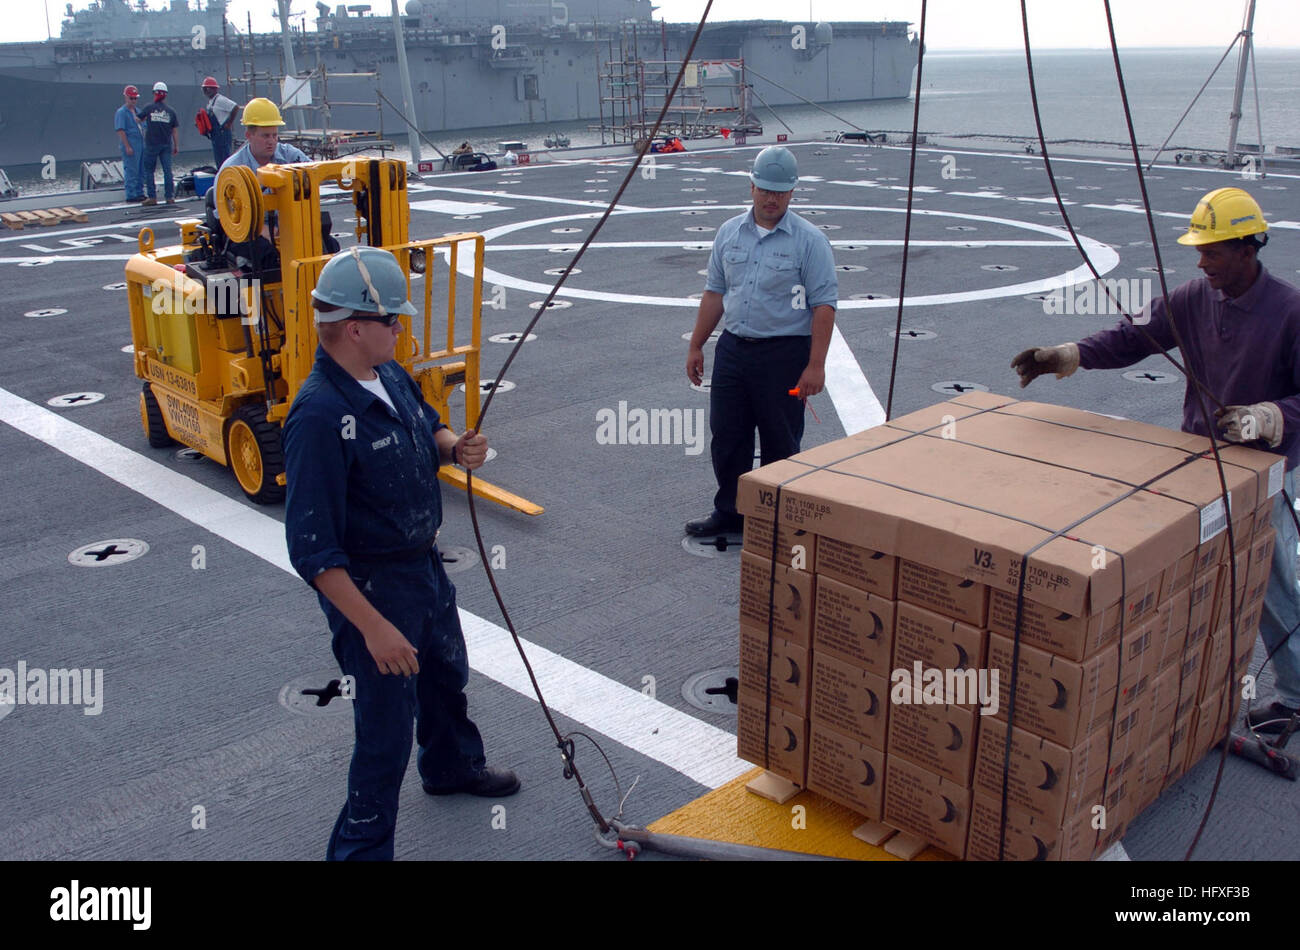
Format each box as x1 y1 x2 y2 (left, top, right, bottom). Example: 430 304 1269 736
468 204 1119 309
826 325 885 435
409 198 509 215
0 386 750 790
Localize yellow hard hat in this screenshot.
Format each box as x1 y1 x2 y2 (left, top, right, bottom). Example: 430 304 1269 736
1177 187 1269 245
242 97 285 127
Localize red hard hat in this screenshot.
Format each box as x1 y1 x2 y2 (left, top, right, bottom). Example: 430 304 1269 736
201 76 219 89
123 85 139 97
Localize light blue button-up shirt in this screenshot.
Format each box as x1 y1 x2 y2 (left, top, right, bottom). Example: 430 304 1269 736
704 208 838 337
214 141 312 219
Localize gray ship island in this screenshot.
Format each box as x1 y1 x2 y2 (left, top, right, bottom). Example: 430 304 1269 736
0 0 918 168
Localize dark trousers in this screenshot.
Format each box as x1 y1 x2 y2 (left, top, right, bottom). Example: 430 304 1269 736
142 142 173 199
321 548 486 861
210 127 233 168
709 329 812 516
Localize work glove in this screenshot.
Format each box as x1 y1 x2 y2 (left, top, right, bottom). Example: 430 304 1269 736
1216 402 1283 447
1011 343 1080 388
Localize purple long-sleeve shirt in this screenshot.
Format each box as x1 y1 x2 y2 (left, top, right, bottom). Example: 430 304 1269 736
1077 265 1300 470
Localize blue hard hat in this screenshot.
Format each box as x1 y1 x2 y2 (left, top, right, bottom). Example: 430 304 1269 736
750 146 798 192
311 246 417 319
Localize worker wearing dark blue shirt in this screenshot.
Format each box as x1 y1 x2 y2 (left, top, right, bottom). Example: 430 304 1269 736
137 81 179 206
284 247 520 862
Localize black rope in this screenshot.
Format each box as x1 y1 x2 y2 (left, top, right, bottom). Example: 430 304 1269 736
883 0 926 422
453 0 720 838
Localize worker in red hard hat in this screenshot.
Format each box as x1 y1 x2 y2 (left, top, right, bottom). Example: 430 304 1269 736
114 85 146 202
200 76 240 167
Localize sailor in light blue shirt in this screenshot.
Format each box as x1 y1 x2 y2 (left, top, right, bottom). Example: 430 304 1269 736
685 146 838 536
703 187 838 338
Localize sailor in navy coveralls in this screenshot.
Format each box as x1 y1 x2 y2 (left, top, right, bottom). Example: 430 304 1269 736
284 247 519 861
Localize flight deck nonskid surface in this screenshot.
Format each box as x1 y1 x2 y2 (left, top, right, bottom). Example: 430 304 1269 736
1 141 1297 861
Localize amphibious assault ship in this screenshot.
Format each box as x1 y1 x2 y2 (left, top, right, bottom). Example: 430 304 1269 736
0 0 918 168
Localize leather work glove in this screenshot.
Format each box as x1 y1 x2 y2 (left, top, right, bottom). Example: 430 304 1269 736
1216 402 1283 447
1011 343 1080 388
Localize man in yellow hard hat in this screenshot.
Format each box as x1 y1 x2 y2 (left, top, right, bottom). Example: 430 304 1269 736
1012 186 1300 733
214 97 315 254
218 97 309 176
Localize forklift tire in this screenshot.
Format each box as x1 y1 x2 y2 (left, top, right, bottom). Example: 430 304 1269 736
225 403 286 505
140 382 176 449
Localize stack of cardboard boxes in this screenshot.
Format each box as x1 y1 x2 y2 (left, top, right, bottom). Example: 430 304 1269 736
736 392 1280 860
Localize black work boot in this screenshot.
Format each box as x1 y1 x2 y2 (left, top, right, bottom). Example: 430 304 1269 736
685 511 744 537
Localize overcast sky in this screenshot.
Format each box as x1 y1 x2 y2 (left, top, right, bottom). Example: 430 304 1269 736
13 0 1300 48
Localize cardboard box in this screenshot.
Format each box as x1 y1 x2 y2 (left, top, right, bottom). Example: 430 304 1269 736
1142 664 1181 747
812 574 895 677
1164 714 1193 789
1177 640 1203 710
807 721 886 820
1117 606 1167 699
1136 734 1172 814
974 716 1109 825
815 535 898 599
986 589 1121 662
898 558 989 627
1155 588 1191 673
742 516 817 573
887 690 979 786
1199 604 1261 701
739 551 815 647
1185 686 1234 772
988 632 1120 746
966 792 1108 861
737 686 808 786
810 653 889 748
738 625 809 717
1245 528 1275 603
883 753 972 859
1184 571 1219 660
741 397 1284 625
1211 549 1251 631
1162 549 1199 603
891 600 987 708
737 419 1197 619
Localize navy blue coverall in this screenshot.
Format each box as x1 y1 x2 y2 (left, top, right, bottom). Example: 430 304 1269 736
283 346 486 861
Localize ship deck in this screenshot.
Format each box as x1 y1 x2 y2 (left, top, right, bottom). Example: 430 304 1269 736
1 139 1298 863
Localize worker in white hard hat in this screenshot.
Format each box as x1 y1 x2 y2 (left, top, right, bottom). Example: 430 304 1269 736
1014 187 1300 735
684 146 839 537
136 80 179 205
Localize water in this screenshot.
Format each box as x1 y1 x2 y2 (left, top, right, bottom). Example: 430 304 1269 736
10 47 1300 196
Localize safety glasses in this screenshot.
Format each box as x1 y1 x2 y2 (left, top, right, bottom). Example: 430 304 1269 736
349 313 401 328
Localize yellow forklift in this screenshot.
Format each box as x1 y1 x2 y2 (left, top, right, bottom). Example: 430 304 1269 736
124 157 541 515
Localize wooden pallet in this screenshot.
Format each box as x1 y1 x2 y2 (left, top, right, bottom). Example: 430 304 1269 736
744 770 941 861
1 206 90 230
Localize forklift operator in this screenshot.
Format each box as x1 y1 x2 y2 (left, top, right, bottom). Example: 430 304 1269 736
283 247 520 861
214 98 312 255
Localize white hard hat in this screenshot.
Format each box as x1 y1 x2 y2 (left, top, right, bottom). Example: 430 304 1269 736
152 81 168 93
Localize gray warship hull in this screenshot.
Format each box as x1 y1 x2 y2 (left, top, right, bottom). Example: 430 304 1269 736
0 17 916 169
